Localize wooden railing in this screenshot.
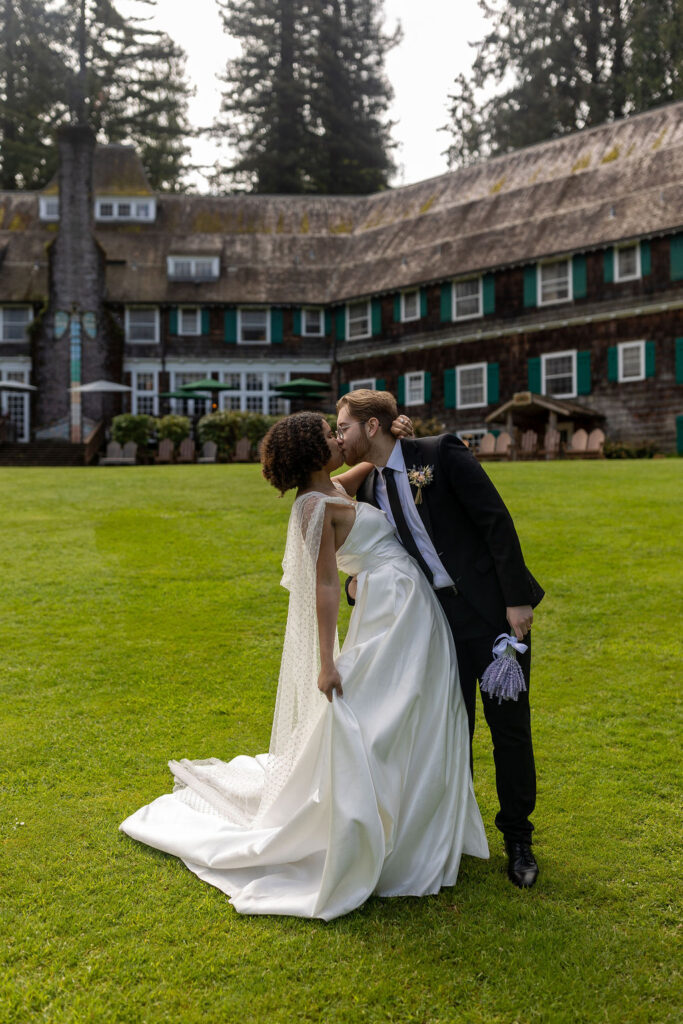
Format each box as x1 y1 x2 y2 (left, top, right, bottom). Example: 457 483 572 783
84 420 105 465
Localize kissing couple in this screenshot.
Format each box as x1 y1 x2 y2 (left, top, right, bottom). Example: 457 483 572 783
121 389 543 919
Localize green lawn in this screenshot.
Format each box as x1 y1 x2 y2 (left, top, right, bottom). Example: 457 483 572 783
1 461 681 1024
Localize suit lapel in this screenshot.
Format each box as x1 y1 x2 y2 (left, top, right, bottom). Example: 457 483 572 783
358 468 380 508
400 438 436 543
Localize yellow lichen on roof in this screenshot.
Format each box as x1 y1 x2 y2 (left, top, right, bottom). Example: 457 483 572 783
329 218 353 234
276 212 285 234
489 177 506 195
9 212 30 230
601 145 620 164
419 195 437 214
300 212 310 234
652 128 668 151
571 153 591 173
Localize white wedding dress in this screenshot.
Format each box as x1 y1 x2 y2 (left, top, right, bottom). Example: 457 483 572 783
120 492 488 919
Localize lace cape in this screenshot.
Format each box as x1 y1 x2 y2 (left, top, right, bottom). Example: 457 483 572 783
170 491 353 825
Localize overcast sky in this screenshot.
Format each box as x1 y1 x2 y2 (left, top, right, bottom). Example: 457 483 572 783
120 0 489 189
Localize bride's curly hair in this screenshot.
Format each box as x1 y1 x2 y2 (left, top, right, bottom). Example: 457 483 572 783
261 412 330 495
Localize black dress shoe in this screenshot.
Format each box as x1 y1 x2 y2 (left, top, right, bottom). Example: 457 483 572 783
505 841 539 888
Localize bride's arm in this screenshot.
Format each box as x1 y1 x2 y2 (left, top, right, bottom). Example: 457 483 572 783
331 461 374 498
315 508 343 702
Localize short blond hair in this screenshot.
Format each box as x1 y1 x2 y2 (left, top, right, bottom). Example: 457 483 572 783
336 389 397 433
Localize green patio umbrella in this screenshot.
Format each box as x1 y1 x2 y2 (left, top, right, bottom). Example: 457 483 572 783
177 379 238 393
272 378 331 399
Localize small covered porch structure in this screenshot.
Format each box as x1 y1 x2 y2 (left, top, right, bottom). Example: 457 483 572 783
486 391 605 446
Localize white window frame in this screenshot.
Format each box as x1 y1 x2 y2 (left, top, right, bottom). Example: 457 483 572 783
452 276 483 321
405 370 426 407
0 306 33 343
614 242 641 283
349 378 376 391
302 308 324 336
237 307 271 345
537 259 573 306
167 255 220 281
39 197 60 221
95 196 156 222
346 300 371 341
400 289 420 322
178 306 201 337
456 362 488 409
617 340 646 383
541 349 577 399
0 364 31 442
125 306 160 345
132 370 158 416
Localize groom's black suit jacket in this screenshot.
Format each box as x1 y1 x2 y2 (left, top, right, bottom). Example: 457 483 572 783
356 434 543 630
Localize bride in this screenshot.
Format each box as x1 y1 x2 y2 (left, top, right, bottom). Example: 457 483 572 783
120 412 488 919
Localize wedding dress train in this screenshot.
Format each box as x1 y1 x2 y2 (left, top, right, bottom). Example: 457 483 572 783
120 494 488 919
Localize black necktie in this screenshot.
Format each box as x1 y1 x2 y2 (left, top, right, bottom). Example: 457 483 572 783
382 467 434 585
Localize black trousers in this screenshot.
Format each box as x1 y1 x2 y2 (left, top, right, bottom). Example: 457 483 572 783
436 587 536 845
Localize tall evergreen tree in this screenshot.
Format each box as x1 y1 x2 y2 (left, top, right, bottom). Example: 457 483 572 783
0 0 194 191
443 0 683 168
214 0 398 193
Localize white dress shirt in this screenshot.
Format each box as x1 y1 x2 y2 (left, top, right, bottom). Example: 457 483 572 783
374 440 455 589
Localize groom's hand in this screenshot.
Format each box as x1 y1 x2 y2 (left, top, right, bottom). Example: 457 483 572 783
318 665 343 702
506 605 533 640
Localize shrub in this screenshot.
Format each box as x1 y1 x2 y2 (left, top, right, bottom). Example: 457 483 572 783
196 411 243 460
110 414 155 447
411 417 445 438
156 414 190 448
603 439 660 459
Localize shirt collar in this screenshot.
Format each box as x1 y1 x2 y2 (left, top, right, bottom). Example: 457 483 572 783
384 439 405 473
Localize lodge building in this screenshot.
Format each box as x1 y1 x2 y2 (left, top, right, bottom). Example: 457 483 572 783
0 101 682 455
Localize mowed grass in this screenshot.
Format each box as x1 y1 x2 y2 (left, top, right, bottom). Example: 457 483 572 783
0 460 681 1024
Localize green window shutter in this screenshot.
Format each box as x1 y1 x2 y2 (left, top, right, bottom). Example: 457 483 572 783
670 234 683 280
335 307 346 341
640 240 651 276
604 248 614 283
577 350 591 395
487 362 499 405
393 294 401 322
375 377 386 392
444 367 456 409
482 273 495 315
324 310 332 336
169 307 178 335
338 379 348 399
607 346 618 382
201 308 210 335
440 283 452 322
271 307 283 344
528 356 541 393
420 288 428 318
223 309 237 344
293 309 302 336
397 374 405 405
645 340 656 378
572 254 587 299
371 298 382 336
677 415 683 456
676 337 683 384
523 265 537 308
423 371 432 402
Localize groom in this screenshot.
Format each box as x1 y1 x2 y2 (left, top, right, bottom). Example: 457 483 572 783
337 388 544 888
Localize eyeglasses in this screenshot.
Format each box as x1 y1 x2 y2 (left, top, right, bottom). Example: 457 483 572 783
335 420 365 441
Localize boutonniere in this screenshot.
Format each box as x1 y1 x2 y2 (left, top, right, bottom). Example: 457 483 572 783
407 465 434 505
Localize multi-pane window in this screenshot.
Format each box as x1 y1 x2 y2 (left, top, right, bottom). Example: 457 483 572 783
456 363 487 408
453 278 482 319
615 243 641 282
347 301 371 340
350 378 376 390
218 370 289 414
538 260 572 305
172 372 208 415
133 372 157 416
96 198 155 222
618 340 645 382
303 309 324 336
401 290 420 322
0 370 29 441
126 307 159 343
0 307 32 342
39 197 60 220
542 351 576 398
239 308 270 344
405 371 425 406
167 256 220 280
179 307 201 335
268 373 287 414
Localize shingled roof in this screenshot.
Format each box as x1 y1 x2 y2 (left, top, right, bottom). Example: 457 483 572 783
1 102 682 306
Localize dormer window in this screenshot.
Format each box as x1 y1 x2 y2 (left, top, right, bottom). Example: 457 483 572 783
95 197 156 222
39 197 60 221
167 256 220 281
